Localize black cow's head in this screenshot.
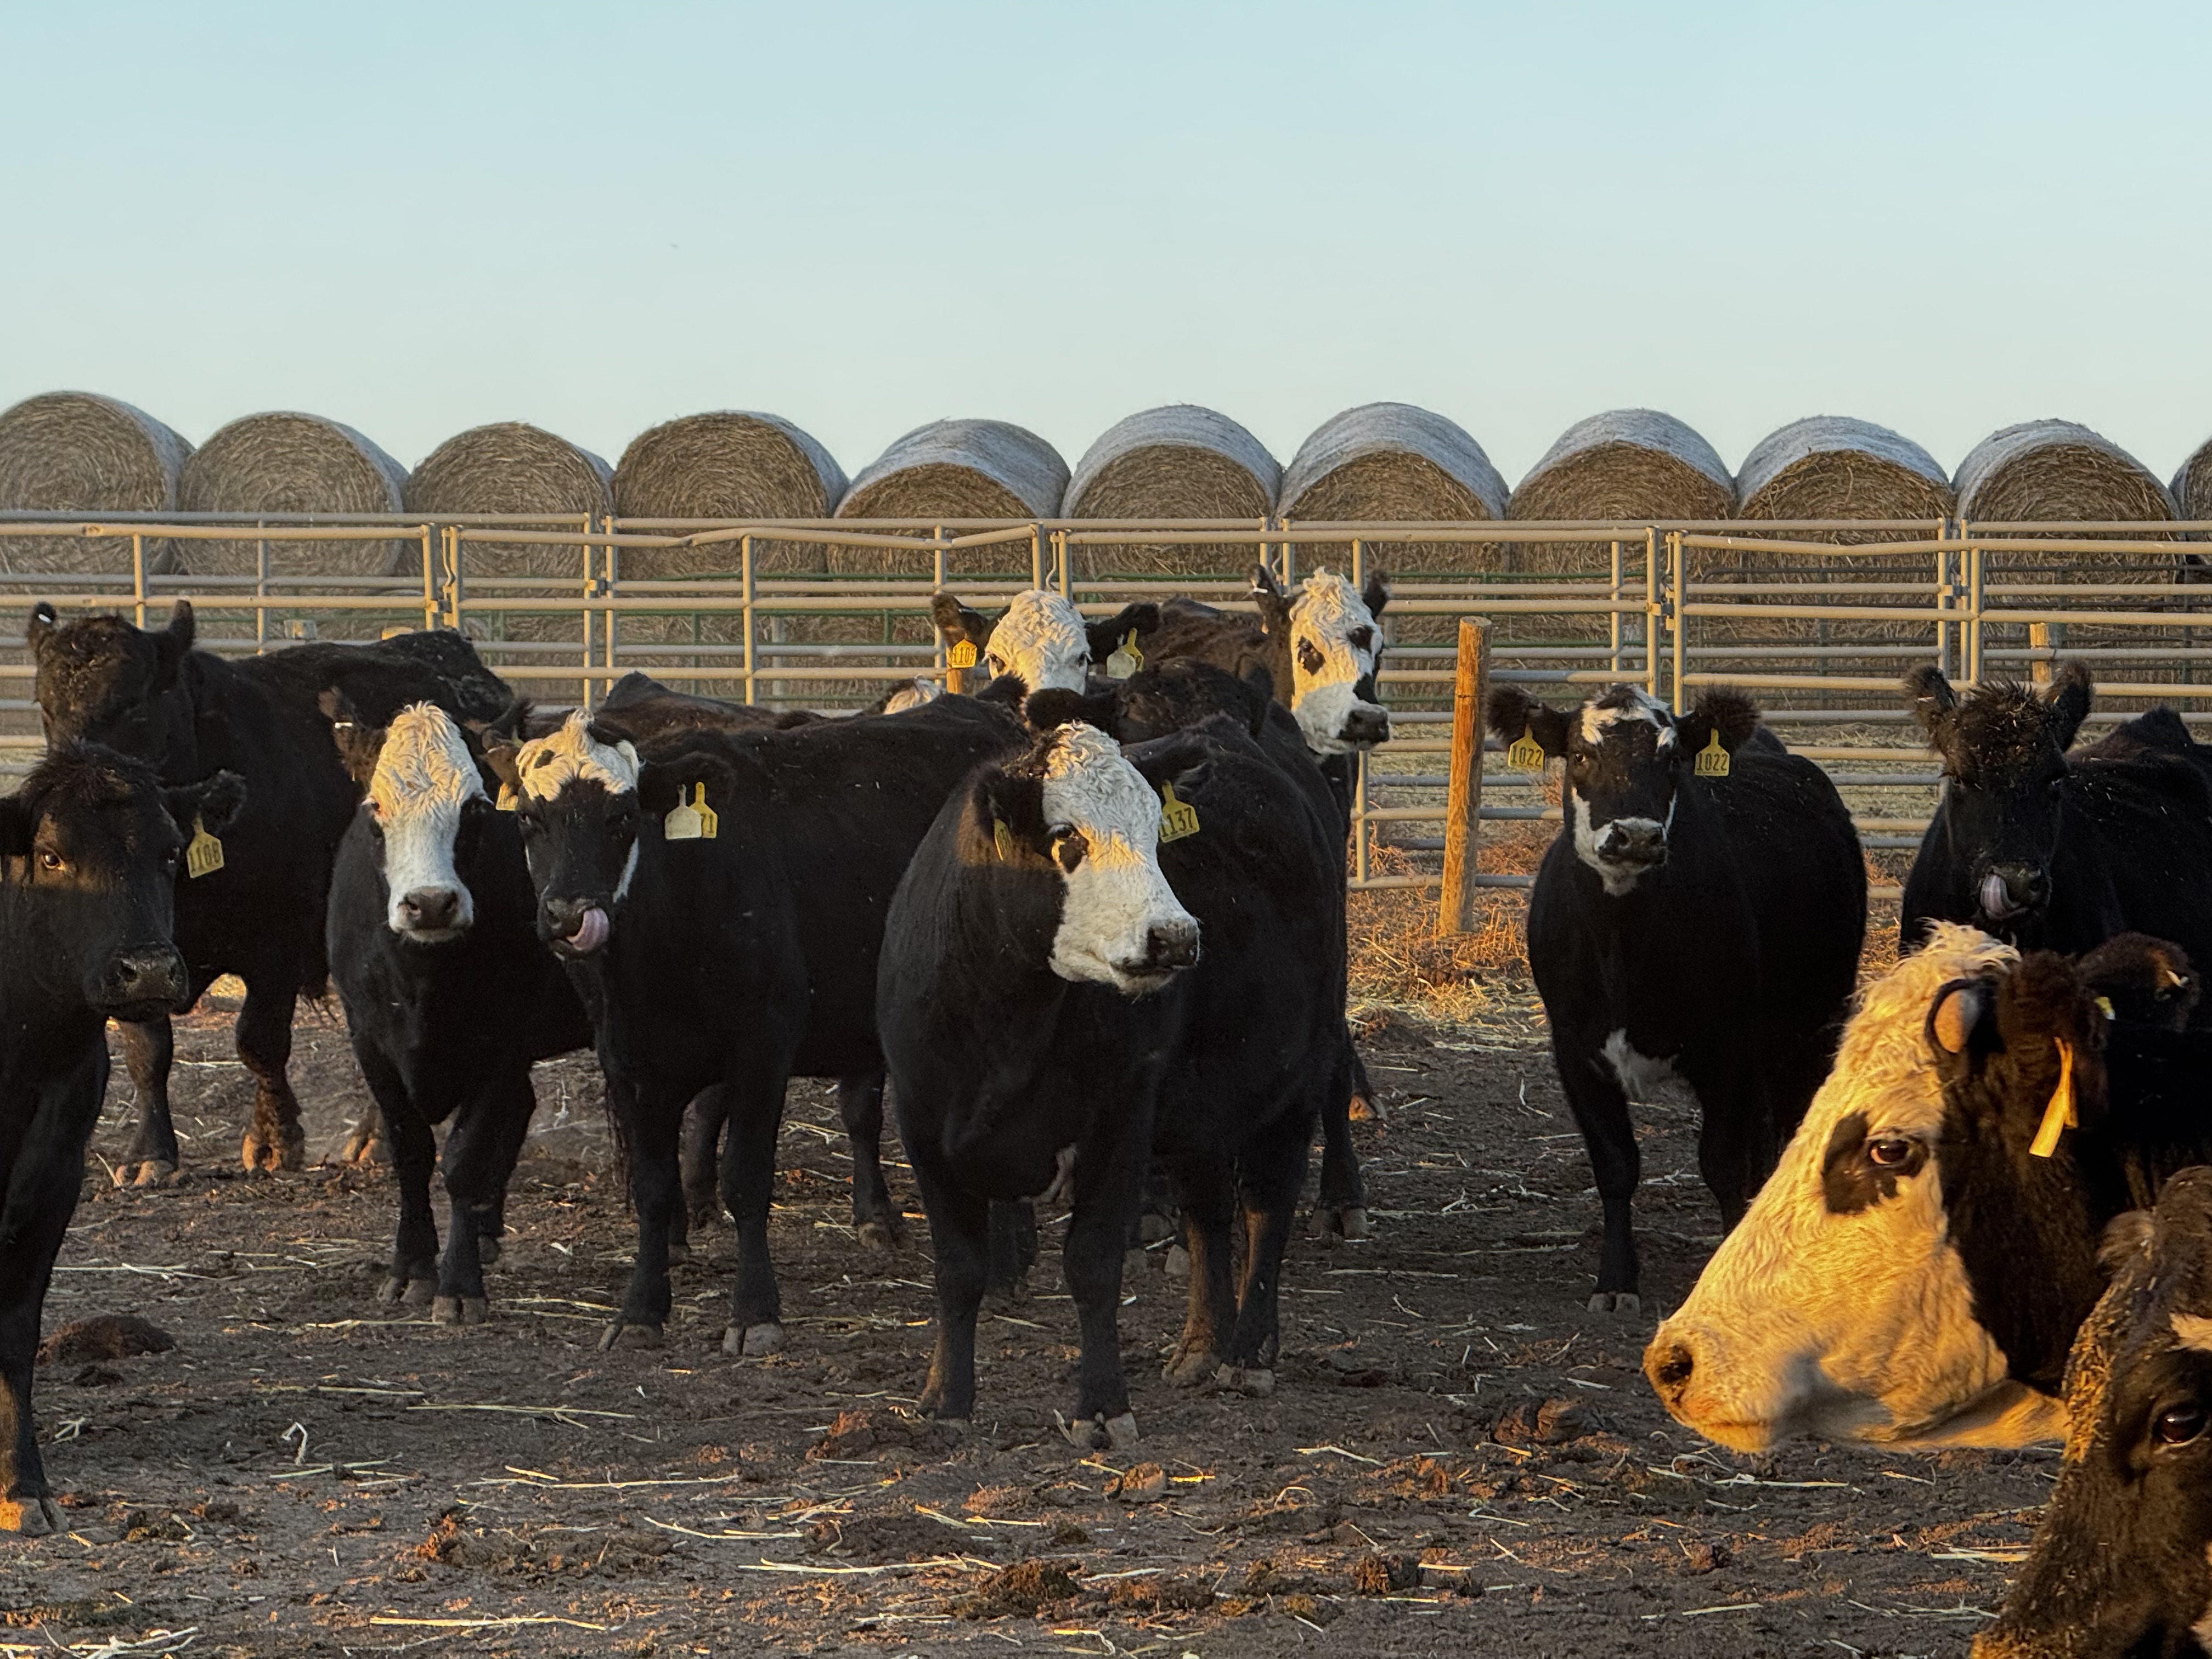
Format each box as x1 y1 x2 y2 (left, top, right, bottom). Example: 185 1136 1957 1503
484 710 647 957
1025 658 1275 748
1974 1167 2212 1659
0 743 244 1022
1909 662 2094 934
1488 682 1764 897
28 601 199 765
930 590 1159 697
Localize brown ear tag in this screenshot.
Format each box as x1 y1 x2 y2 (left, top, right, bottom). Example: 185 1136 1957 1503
946 640 978 670
185 816 225 879
2029 1039 2078 1159
1505 729 1546 772
1106 633 1143 681
1158 781 1200 843
496 782 517 812
1695 730 1731 778
664 785 718 842
993 819 1014 861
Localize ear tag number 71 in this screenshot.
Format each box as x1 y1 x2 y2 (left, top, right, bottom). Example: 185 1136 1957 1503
664 785 718 841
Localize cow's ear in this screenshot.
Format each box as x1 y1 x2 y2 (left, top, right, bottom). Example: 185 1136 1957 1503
1251 566 1292 635
1362 569 1391 619
930 592 993 651
481 733 523 793
1927 977 1986 1058
1990 952 2111 1136
2047 661 2093 749
1905 664 1960 757
2077 932 2199 1029
317 689 383 787
1124 733 1212 798
1084 602 1158 664
26 602 58 659
637 751 737 820
151 601 194 693
1486 686 1570 759
1025 687 1117 735
975 670 1030 708
1678 689 1763 756
0 796 32 860
975 769 1046 857
167 769 247 838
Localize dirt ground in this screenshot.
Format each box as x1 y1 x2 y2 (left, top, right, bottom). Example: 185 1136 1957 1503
3 951 2045 1659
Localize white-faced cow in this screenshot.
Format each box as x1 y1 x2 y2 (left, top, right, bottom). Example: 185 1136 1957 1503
0 746 244 1533
487 696 1025 1356
1488 683 1866 1313
931 590 1161 697
882 707 1341 1447
1902 665 2212 992
1974 1167 2212 1659
26 601 511 1180
325 702 592 1323
1647 924 2204 1453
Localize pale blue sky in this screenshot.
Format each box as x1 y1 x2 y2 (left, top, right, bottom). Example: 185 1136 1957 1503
5 1 2207 488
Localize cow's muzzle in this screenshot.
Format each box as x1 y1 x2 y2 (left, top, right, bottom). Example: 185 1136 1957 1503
1597 819 1668 868
94 946 189 1020
1977 864 2046 924
395 885 467 939
1337 703 1391 748
1117 918 1201 985
543 896 612 956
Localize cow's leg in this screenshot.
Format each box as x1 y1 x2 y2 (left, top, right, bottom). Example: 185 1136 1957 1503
0 1099 98 1534
984 1198 1037 1301
909 1141 990 1425
1310 1035 1367 1242
1557 1042 1641 1313
466 1069 537 1271
602 1080 681 1351
338 1100 386 1167
1346 1042 1381 1122
678 1086 729 1243
1161 1155 1237 1388
236 973 306 1173
1682 1058 1770 1234
431 1071 534 1325
718 1069 793 1357
838 1071 902 1250
359 1049 438 1309
114 1017 180 1186
1224 1119 1312 1386
1062 1131 1147 1450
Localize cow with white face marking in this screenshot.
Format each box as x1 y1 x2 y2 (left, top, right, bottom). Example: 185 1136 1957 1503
1976 1168 2212 1659
1488 682 1866 1312
485 696 1025 1356
932 590 1161 696
1647 924 2205 1453
326 702 592 1322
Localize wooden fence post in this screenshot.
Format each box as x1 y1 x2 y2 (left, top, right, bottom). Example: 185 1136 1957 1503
1437 617 1489 936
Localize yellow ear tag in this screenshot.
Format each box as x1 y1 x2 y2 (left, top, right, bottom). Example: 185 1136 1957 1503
1105 633 1143 681
1695 730 1731 778
993 819 1014 861
1505 730 1546 772
1158 781 1200 843
2095 995 2115 1020
185 816 225 879
2028 1039 2078 1159
664 783 716 842
946 640 978 670
495 782 517 812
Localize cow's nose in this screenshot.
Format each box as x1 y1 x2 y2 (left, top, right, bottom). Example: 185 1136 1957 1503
1980 865 2046 920
398 887 461 932
1142 919 1201 973
543 896 589 939
101 947 187 1010
1645 1339 1695 1400
1600 822 1667 864
1339 704 1391 747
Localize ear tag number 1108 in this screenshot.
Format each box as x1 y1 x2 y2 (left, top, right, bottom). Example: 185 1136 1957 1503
664 785 718 841
185 816 225 879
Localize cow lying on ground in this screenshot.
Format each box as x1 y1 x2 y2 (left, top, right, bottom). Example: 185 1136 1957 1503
1973 1167 2212 1659
26 601 510 1179
326 701 592 1323
487 695 1024 1355
1488 684 1865 1313
0 746 243 1533
1647 924 2203 1451
1903 665 2212 985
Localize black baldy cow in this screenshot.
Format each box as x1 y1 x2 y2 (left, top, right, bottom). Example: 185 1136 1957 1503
1488 683 1866 1312
1974 1168 2212 1659
26 601 510 1180
326 702 591 1323
0 747 242 1532
931 590 1160 697
1901 664 2212 985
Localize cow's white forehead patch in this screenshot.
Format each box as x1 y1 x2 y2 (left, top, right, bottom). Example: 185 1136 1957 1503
1039 723 1157 837
1579 687 1672 746
2174 1312 2212 1355
986 589 1091 694
1037 723 1198 994
516 710 640 802
371 703 485 817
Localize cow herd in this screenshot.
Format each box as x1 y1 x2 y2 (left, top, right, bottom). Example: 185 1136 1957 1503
8 582 2212 1651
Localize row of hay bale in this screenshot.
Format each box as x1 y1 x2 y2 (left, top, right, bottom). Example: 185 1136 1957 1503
5 393 2210 582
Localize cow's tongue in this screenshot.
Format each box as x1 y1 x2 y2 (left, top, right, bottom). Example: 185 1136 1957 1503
568 907 610 953
1978 873 2012 918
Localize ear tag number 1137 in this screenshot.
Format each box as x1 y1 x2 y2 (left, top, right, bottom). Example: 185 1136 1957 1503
664 785 718 841
1158 782 1200 843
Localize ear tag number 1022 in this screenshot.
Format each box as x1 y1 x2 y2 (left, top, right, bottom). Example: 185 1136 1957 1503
1505 729 1546 772
1694 730 1731 778
664 785 718 842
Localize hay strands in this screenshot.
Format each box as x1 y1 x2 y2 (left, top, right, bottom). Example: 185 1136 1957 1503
405 1400 637 1428
369 1615 611 1632
482 1464 754 1492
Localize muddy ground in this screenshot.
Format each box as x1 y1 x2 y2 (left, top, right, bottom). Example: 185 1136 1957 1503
2 975 2044 1659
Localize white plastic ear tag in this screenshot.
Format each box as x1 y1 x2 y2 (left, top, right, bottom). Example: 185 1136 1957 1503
1505 730 1545 772
946 640 978 669
1695 730 1731 778
664 784 718 842
186 817 225 879
496 782 517 812
993 819 1014 861
2029 1039 2078 1159
1158 782 1200 843
1106 633 1143 680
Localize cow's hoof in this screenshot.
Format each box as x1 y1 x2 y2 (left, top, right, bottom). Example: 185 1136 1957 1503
1214 1364 1276 1398
856 1218 901 1252
432 1295 487 1326
1058 1410 1141 1452
243 1126 306 1174
1163 1244 1191 1283
1339 1207 1371 1240
0 1496 60 1536
982 1274 1031 1311
1586 1291 1641 1316
1163 1347 1221 1388
338 1126 379 1165
120 1159 178 1188
723 1322 786 1358
377 1275 431 1307
476 1235 501 1268
665 1242 691 1267
1347 1093 1383 1123
597 1321 664 1352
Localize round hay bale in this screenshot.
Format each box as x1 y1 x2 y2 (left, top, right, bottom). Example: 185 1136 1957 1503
1736 416 1953 527
1954 419 2174 526
834 419 1068 578
611 410 847 577
176 411 409 578
1508 409 1733 578
1278 402 1508 574
1063 404 1280 577
0 391 193 575
2174 437 2212 523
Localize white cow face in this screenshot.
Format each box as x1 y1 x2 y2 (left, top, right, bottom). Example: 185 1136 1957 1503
1644 924 2069 1452
983 590 1093 695
366 703 489 943
1278 569 1390 757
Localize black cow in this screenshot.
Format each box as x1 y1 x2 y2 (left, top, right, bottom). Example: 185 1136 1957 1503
1488 683 1866 1312
27 601 511 1180
485 695 1024 1355
1974 1166 2212 1659
325 700 592 1322
1902 665 2212 989
0 747 243 1533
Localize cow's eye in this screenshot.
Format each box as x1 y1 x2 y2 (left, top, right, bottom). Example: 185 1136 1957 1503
2156 1403 2208 1446
1050 828 1086 873
987 654 1007 676
1297 640 1325 676
1868 1136 1914 1166
37 850 63 872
